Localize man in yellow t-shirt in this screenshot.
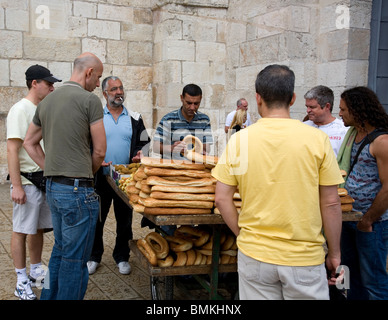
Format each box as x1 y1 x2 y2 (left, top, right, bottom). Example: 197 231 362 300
212 65 344 300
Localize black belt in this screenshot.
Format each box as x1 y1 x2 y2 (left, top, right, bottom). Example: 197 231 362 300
50 176 94 188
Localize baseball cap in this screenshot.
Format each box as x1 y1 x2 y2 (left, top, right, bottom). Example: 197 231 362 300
25 65 62 83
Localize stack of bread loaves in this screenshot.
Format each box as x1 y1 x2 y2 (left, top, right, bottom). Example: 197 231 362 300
126 156 218 215
338 187 355 212
338 170 355 212
136 226 237 267
214 192 241 214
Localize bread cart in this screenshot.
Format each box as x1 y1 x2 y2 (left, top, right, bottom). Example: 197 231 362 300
107 175 237 300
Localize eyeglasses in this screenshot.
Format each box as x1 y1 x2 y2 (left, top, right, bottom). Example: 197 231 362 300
107 86 124 92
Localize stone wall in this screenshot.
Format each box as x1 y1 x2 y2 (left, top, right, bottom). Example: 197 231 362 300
0 0 373 182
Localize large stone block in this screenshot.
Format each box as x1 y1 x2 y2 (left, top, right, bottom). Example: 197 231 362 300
112 65 152 91
127 41 152 66
0 60 9 86
97 4 134 22
161 40 195 61
88 19 121 40
121 22 153 41
0 31 22 59
107 40 128 66
5 8 29 31
153 19 183 43
240 35 280 66
196 42 226 63
82 38 107 63
0 8 4 29
134 8 153 24
319 29 349 62
183 17 217 42
24 36 81 61
0 87 28 114
68 17 88 37
73 1 97 18
153 61 182 85
182 62 210 84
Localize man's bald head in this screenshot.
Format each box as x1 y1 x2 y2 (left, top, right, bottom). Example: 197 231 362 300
73 52 102 72
71 52 103 92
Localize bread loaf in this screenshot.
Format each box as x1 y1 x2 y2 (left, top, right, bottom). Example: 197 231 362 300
151 185 215 194
184 150 218 166
341 203 353 212
340 194 355 204
141 157 206 170
143 167 212 179
139 197 214 209
146 176 214 187
150 191 215 202
338 188 348 196
144 207 211 215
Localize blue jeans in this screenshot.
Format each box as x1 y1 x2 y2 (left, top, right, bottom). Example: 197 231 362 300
341 220 388 300
40 178 99 300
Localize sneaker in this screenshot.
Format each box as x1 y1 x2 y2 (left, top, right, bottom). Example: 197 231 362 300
14 280 37 300
117 261 131 275
29 266 47 288
87 261 100 275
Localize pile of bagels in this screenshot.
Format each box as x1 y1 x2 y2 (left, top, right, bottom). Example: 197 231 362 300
339 170 355 212
136 226 237 267
124 135 220 215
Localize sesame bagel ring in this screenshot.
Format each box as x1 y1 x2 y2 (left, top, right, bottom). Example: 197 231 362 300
165 235 193 252
182 135 203 153
157 255 174 268
173 251 188 267
137 239 157 266
175 225 210 247
145 232 169 260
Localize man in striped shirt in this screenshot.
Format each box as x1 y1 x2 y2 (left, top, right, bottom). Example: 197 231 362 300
153 83 213 159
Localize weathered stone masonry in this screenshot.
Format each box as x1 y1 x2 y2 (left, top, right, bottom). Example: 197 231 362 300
0 0 373 182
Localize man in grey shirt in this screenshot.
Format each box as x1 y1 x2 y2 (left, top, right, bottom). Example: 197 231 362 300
23 52 106 300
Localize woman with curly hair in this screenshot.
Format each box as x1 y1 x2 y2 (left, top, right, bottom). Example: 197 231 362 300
340 86 388 130
339 86 388 300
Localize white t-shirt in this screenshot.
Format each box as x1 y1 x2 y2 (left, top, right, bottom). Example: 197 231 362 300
7 98 43 184
225 110 253 127
304 118 349 157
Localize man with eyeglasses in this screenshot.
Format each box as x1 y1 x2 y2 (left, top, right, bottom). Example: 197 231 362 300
87 76 150 275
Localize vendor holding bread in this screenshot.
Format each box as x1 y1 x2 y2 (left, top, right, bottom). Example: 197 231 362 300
153 83 213 160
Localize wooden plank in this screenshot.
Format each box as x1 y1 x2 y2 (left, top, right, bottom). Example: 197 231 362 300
342 211 363 221
106 175 132 208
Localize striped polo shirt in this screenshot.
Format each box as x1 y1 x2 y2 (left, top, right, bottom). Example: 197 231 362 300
154 107 213 158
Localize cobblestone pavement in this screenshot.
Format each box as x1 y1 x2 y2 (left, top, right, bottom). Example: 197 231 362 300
0 182 224 301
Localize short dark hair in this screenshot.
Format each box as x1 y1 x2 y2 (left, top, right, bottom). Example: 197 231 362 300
182 83 202 97
255 65 295 107
304 85 334 112
26 79 42 90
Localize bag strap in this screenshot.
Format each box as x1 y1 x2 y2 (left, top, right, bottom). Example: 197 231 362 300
348 128 388 175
